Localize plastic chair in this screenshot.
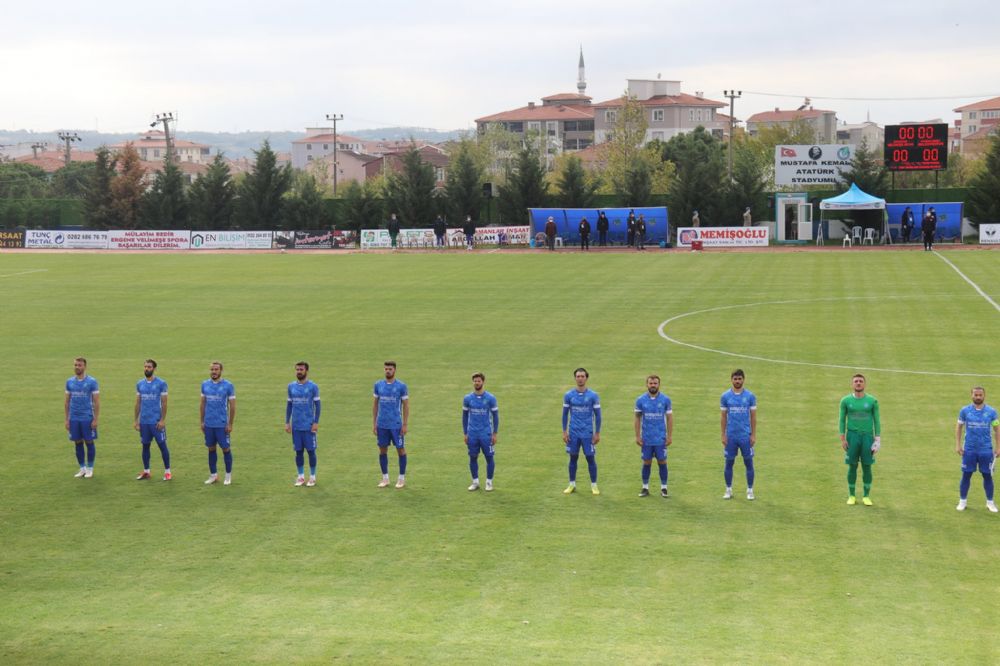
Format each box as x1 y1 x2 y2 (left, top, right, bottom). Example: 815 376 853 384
863 228 877 245
851 226 863 245
842 231 852 247
554 236 564 248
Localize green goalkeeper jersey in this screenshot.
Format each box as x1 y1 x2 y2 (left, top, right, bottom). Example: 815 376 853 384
839 394 880 435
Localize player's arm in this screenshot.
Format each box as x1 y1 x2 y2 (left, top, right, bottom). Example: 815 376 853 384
372 395 379 434
749 407 757 446
285 396 293 433
462 406 469 445
992 420 999 458
955 420 964 455
838 399 848 449
634 410 643 446
91 392 100 428
491 406 499 445
592 406 601 445
311 397 320 433
401 396 409 435
64 391 70 429
720 407 728 445
227 395 236 432
134 393 142 430
199 395 206 432
562 403 570 443
159 392 168 429
666 412 673 446
872 398 881 436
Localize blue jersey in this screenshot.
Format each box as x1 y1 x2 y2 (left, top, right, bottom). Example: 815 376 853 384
136 377 168 424
374 379 408 429
66 375 99 420
958 404 999 453
287 380 321 431
635 392 672 445
563 388 601 438
463 391 499 437
201 379 235 428
721 389 757 439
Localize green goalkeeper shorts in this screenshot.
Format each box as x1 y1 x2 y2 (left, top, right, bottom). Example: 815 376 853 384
844 431 875 466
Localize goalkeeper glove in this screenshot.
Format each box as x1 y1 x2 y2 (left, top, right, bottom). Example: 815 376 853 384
871 436 881 453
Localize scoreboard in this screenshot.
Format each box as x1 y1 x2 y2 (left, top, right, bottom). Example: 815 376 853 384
884 123 948 171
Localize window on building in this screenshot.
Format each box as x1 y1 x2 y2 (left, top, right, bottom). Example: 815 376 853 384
435 167 444 181
527 121 541 132
547 121 557 136
579 120 593 131
969 111 977 119
307 144 312 150
605 110 617 123
968 125 977 134
652 109 664 122
307 155 313 161
564 138 577 150
578 138 592 149
323 144 329 150
153 149 160 158
507 122 524 132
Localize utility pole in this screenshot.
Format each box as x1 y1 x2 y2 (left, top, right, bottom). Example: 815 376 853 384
326 113 344 195
151 112 176 163
723 90 742 181
57 132 81 166
30 142 48 159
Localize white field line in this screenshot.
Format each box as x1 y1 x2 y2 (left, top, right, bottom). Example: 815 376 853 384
0 269 48 278
934 251 1000 314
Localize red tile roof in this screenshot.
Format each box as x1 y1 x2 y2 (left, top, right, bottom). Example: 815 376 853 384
292 133 365 145
592 93 726 109
953 96 1000 112
541 93 592 102
15 150 100 173
746 108 834 122
476 103 594 123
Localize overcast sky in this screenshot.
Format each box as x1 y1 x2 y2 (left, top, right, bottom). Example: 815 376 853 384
3 0 998 135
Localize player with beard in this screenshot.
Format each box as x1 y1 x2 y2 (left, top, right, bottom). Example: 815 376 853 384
720 369 757 500
286 362 321 487
462 372 499 491
955 387 1000 512
201 361 236 485
373 361 409 488
634 375 672 497
134 359 171 481
65 357 100 478
562 368 602 495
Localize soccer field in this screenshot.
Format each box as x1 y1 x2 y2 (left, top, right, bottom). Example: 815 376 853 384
1 248 999 664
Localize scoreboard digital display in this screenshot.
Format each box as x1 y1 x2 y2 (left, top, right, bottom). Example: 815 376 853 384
884 123 948 171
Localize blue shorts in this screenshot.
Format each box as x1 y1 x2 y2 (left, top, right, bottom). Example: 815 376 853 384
68 419 97 442
962 449 995 475
204 427 231 448
377 427 405 449
566 436 596 456
724 438 754 461
467 435 494 457
641 443 667 461
292 430 317 452
139 423 167 446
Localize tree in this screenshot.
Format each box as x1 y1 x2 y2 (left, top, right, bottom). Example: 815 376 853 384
838 139 888 197
443 138 484 222
142 160 189 229
188 154 235 229
283 171 330 230
109 144 146 229
340 178 385 232
617 157 653 207
85 147 116 228
722 137 770 225
384 145 437 227
0 163 49 198
50 162 95 198
966 134 1000 226
236 140 292 229
603 94 648 198
662 127 727 225
553 154 599 208
497 147 548 224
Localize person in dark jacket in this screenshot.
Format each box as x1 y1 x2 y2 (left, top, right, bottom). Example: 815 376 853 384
462 215 476 250
635 214 647 250
579 217 591 251
626 210 636 247
921 210 936 251
596 211 609 246
387 213 401 248
545 216 557 251
433 215 447 248
900 206 914 244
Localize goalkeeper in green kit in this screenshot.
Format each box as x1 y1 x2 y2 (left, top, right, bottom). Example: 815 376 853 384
839 374 881 506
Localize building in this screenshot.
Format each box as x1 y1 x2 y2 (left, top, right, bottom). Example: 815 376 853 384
291 129 366 170
111 130 211 165
953 96 1000 156
592 78 728 145
746 106 838 143
364 144 450 188
836 120 884 149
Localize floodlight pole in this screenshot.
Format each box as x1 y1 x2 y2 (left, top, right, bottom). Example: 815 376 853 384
326 113 344 195
723 90 742 181
57 132 80 166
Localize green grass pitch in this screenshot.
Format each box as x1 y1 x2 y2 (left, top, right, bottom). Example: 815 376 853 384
1 248 999 664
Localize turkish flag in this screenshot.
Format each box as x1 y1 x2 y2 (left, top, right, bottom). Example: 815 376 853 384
780 147 797 157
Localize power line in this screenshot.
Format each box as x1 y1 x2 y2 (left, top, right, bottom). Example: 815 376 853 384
741 90 1000 102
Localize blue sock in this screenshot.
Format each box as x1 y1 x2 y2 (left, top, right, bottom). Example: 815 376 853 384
745 458 755 488
223 450 233 474
379 453 388 475
724 458 735 486
485 455 495 480
296 450 305 476
568 454 579 482
75 443 85 466
585 454 597 483
85 442 96 467
469 456 479 480
658 462 668 486
208 449 218 474
157 440 170 469
641 464 651 485
960 471 973 499
984 473 994 501
398 454 407 476
307 450 317 476
142 443 151 469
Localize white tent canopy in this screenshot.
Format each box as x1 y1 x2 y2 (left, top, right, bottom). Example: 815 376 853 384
819 183 888 243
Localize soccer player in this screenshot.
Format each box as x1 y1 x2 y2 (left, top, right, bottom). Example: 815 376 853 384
65 357 100 478
286 361 321 487
562 367 602 495
373 360 409 489
955 386 1000 512
463 372 499 491
720 369 757 500
200 361 236 485
634 374 672 498
839 373 880 506
134 359 171 481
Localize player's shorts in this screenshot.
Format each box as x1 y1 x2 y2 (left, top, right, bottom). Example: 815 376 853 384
640 443 667 461
204 427 231 448
961 449 995 475
566 436 596 456
467 435 494 457
292 430 318 452
724 437 754 461
844 431 875 465
139 423 167 446
68 419 97 441
377 427 405 449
